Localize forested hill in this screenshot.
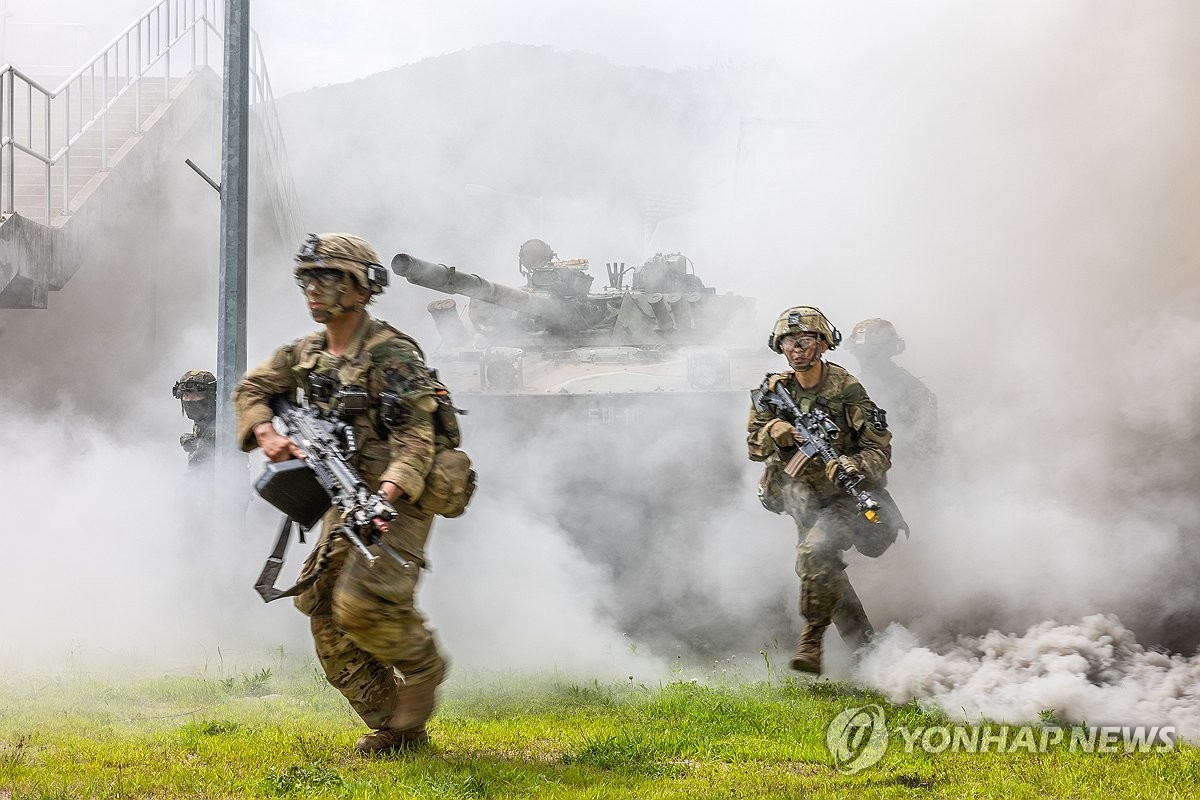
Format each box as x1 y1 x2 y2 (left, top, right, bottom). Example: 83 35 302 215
275 43 737 271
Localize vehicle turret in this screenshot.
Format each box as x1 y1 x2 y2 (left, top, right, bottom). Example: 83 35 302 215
391 241 754 349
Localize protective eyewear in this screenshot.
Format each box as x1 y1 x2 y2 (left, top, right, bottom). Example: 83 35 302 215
782 333 821 348
295 267 346 290
172 380 215 398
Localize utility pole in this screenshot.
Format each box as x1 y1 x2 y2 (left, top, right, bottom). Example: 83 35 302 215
215 0 250 513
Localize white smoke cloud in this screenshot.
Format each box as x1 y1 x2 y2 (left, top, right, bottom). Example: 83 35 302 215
857 616 1200 740
0 394 299 674
2 0 1197 747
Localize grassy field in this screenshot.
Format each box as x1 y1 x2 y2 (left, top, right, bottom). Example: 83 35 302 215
0 661 1194 799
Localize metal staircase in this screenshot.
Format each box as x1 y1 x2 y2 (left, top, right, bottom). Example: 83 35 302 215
5 74 181 221
0 0 301 307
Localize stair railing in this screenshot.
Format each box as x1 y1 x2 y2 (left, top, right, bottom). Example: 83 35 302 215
0 0 300 238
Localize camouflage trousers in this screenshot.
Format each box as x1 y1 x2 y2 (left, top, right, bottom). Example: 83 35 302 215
294 504 445 730
781 483 874 642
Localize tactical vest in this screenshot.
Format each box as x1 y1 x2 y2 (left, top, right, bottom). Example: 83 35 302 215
757 368 862 455
285 320 474 518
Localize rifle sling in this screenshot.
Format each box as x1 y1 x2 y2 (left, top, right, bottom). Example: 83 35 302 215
254 516 321 603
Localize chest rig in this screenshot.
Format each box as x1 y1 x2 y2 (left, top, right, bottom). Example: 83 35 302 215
289 327 402 446
286 321 464 455
756 372 849 429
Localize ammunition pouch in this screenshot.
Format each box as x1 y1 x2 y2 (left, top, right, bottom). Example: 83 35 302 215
852 487 907 558
333 385 370 418
758 461 787 514
254 459 332 530
378 389 407 428
418 447 477 518
308 372 337 404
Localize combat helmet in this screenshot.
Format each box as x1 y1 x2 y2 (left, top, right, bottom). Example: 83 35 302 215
846 318 905 356
172 370 217 398
173 370 216 422
768 306 842 353
294 233 389 295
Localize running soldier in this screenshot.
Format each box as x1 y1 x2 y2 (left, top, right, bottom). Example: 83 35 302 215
748 306 903 674
234 233 451 754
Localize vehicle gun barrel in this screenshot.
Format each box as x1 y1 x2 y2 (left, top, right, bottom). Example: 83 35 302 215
391 253 587 330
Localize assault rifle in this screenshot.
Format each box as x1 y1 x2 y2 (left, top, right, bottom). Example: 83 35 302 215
252 395 407 602
759 379 881 524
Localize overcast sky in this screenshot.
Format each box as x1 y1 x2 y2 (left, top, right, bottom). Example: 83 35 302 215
6 0 978 96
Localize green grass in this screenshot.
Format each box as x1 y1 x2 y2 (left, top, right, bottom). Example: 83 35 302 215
0 664 1194 799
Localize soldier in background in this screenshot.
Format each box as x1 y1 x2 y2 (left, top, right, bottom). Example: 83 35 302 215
748 306 900 675
845 318 939 460
172 370 217 467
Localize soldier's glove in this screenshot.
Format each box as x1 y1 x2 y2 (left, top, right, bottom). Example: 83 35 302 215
367 492 397 522
824 455 860 483
766 419 802 448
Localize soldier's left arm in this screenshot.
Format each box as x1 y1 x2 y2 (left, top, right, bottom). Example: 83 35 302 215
843 382 892 481
746 399 780 462
373 338 438 504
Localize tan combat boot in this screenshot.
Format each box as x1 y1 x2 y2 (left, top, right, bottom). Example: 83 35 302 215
355 662 446 756
790 622 828 674
354 727 428 755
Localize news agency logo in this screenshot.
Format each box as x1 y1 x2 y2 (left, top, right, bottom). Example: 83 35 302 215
826 705 1178 774
826 705 889 774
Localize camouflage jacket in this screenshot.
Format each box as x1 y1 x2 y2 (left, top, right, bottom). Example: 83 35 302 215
747 361 892 494
854 360 938 459
180 421 215 466
233 315 438 502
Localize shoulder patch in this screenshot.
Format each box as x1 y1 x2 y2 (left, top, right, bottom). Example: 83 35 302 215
368 337 425 366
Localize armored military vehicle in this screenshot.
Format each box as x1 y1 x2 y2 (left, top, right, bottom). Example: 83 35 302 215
390 241 789 661
390 239 766 413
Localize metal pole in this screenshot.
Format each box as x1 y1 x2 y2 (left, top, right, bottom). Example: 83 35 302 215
63 85 70 214
100 54 108 170
216 0 250 511
43 99 49 223
134 28 141 133
1 70 7 214
164 1 171 96
4 70 13 214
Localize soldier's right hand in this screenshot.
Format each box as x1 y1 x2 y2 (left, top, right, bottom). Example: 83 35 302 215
253 421 305 462
766 418 804 448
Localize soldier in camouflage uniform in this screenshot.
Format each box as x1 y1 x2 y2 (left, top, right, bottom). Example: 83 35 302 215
748 306 894 674
845 318 939 460
234 233 447 754
173 370 217 467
